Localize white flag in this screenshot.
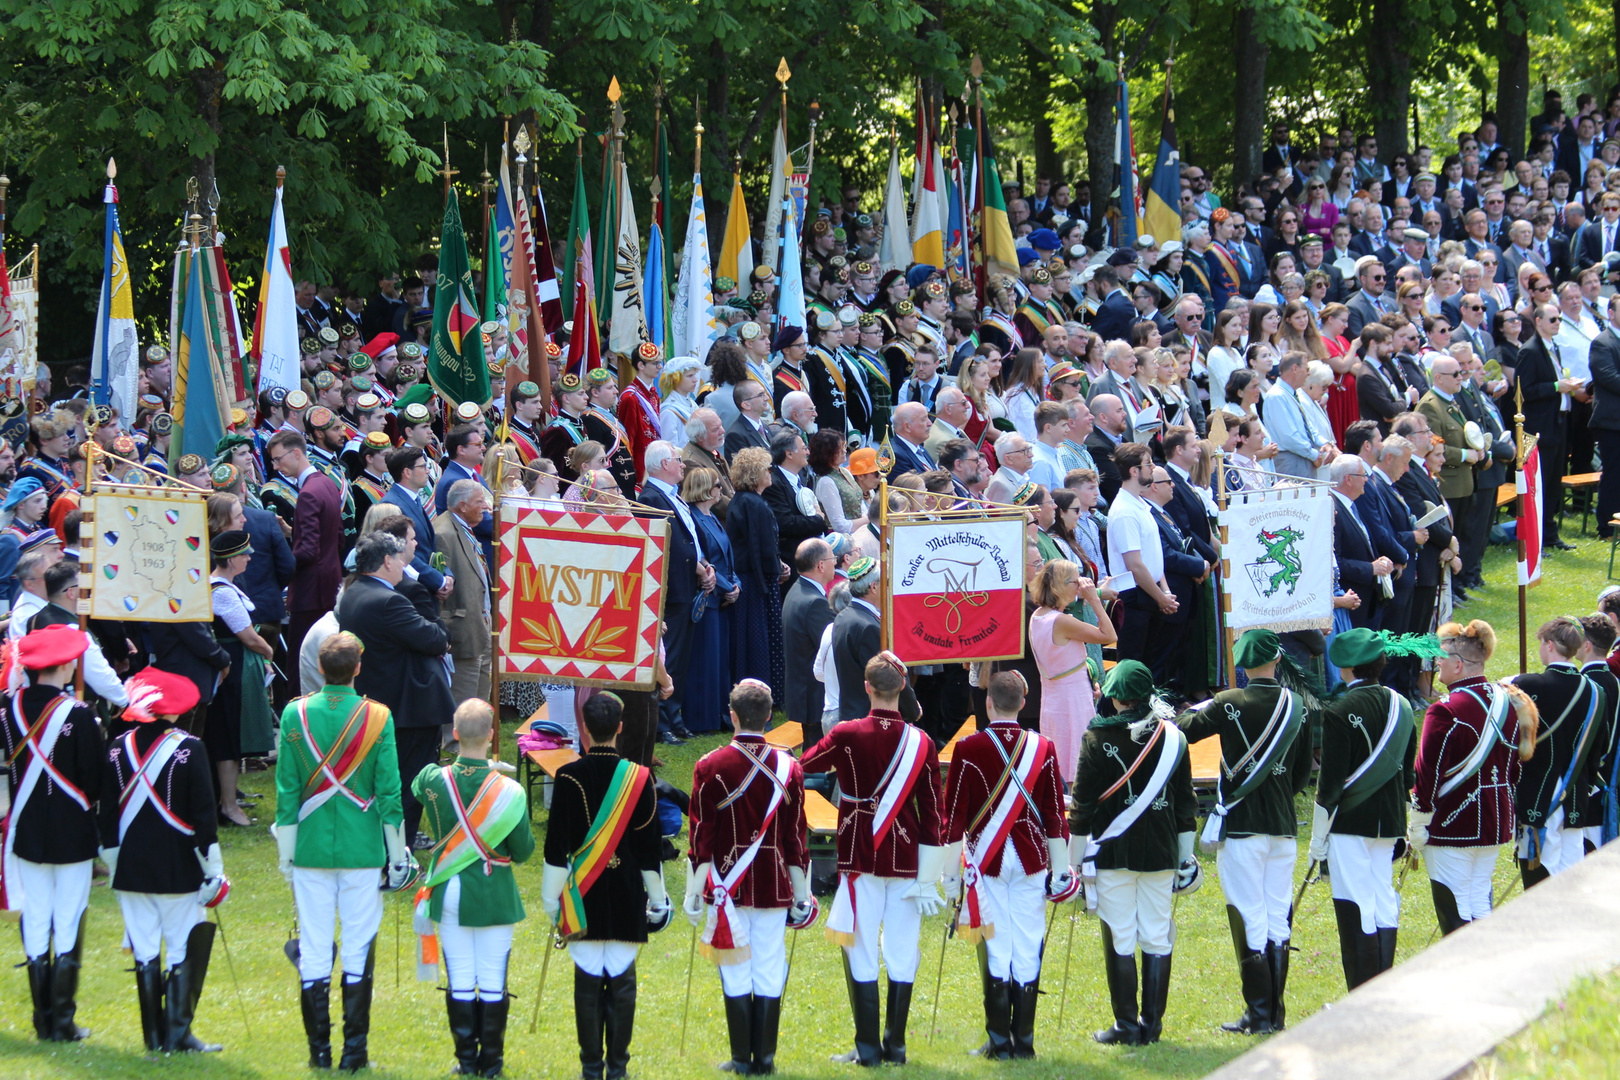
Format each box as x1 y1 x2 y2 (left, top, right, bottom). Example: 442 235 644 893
90 180 139 427
672 170 718 363
606 162 648 356
250 186 300 394
775 195 806 335
762 120 789 275
879 143 912 274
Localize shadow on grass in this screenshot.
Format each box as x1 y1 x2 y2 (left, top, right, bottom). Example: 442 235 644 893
0 1031 263 1078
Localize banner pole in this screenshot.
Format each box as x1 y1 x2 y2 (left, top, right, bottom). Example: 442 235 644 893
1214 447 1236 690
877 435 894 652
1514 380 1528 674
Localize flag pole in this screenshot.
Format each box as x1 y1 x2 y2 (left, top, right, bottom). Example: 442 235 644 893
971 56 986 304
481 145 495 316
440 124 459 199
1514 379 1529 674
514 125 545 397
96 158 117 409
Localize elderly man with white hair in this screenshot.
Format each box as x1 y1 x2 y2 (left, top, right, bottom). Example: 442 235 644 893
984 433 1035 504
775 390 819 442
924 386 973 460
682 407 734 520
435 478 495 716
1329 454 1394 630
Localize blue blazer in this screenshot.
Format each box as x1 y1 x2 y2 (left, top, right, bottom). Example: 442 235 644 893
237 505 296 622
888 438 936 479
383 483 446 593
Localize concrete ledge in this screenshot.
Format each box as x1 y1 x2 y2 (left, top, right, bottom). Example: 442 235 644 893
1203 843 1620 1080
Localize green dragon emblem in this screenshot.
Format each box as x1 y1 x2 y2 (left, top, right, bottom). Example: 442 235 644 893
1247 526 1304 597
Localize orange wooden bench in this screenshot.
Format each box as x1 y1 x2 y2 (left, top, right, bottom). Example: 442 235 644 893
1563 472 1601 535
765 721 804 753
514 706 581 812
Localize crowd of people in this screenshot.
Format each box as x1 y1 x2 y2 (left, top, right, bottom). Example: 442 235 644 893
6 94 1620 1075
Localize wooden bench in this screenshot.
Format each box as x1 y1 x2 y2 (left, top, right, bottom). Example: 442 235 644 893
1496 483 1517 509
1564 472 1602 535
936 716 979 764
1189 737 1222 791
804 788 839 861
765 721 803 753
513 706 582 812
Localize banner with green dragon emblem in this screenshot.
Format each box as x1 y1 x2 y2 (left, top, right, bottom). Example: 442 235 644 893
1219 486 1334 633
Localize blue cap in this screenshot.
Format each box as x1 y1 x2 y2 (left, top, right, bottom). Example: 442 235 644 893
1 476 43 512
1028 227 1061 252
905 264 937 289
1016 248 1041 267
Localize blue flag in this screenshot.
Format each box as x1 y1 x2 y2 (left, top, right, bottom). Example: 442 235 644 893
643 222 666 349
172 249 226 464
1113 78 1141 248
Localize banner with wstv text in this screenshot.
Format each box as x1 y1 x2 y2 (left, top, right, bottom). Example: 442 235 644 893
1218 485 1334 633
496 501 667 690
887 516 1025 663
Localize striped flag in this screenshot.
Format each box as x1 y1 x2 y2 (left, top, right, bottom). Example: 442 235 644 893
250 184 300 395
1142 84 1182 248
910 125 945 268
171 247 229 463
642 221 666 349
672 168 718 363
90 165 139 425
718 168 754 291
1517 442 1542 586
878 142 912 274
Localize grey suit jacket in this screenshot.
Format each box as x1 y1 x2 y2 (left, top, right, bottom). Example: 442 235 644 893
433 511 491 661
781 575 835 726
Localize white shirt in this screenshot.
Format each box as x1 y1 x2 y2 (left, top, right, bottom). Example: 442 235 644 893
1105 487 1163 594
645 474 703 553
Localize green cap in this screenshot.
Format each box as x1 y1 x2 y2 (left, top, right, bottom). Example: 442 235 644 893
395 384 435 411
1099 659 1155 702
1328 627 1385 669
1233 628 1283 671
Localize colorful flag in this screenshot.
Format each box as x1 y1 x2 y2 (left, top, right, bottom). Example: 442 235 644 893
672 168 718 363
642 221 666 350
1114 76 1141 247
528 180 564 336
428 189 490 408
774 193 806 337
718 168 754 290
565 274 602 377
496 147 529 352
250 185 300 395
90 168 139 425
606 162 648 356
1142 84 1182 248
944 148 969 283
171 248 228 464
878 142 912 274
910 125 945 269
1517 442 1542 586
561 151 594 319
596 135 616 322
763 118 789 273
975 114 1019 280
200 235 247 402
484 204 506 325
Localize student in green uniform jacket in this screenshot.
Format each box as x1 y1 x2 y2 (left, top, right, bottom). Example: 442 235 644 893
275 631 412 1071
412 699 535 1078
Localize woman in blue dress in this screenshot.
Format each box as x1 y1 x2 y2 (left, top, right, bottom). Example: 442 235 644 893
725 448 786 704
681 465 737 733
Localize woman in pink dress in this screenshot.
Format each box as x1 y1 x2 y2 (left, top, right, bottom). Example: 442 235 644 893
1029 560 1116 786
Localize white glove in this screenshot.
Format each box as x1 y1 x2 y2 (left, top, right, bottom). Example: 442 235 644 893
1046 836 1071 878
1309 803 1332 864
643 869 673 931
382 822 415 889
273 822 298 883
685 862 711 927
788 865 811 907
99 845 120 882
1071 834 1096 883
906 844 949 916
1174 831 1200 892
940 841 963 901
540 862 569 924
1408 808 1434 851
912 882 946 917
197 842 224 880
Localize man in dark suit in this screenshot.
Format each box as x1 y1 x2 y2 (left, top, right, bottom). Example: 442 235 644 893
723 380 772 461
829 559 919 725
639 441 716 743
1161 430 1218 566
1587 295 1620 538
1443 291 1498 352
1298 235 1347 303
1330 455 1392 630
1576 193 1620 271
782 539 837 744
1355 324 1408 431
1084 394 1128 505
760 430 828 581
1146 466 1212 697
268 430 342 692
1453 361 1513 588
1390 422 1457 646
1383 228 1434 280
335 531 451 846
886 401 936 478
382 446 448 594
433 423 494 575
1516 304 1576 548
1344 256 1391 338
1089 265 1137 342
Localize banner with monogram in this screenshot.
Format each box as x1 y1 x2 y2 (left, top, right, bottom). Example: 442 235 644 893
886 514 1025 664
495 502 668 689
81 487 212 623
1218 484 1335 633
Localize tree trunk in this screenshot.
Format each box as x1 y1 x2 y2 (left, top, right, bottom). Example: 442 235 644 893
1029 51 1062 184
707 37 731 168
1495 0 1530 159
1231 4 1269 190
190 66 223 224
1367 0 1413 158
1083 3 1118 247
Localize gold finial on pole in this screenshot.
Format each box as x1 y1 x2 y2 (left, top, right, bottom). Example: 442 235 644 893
695 121 705 172
275 164 286 189
608 75 622 103
439 124 459 196
107 157 117 181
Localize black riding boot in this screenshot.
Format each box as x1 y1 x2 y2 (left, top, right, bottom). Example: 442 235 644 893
1139 952 1172 1044
1519 858 1550 891
602 962 637 1080
1220 907 1273 1035
719 994 753 1073
1333 899 1380 990
135 959 166 1052
301 979 333 1068
446 994 480 1074
164 956 222 1051
476 995 509 1077
830 953 881 1066
751 995 781 1075
972 943 1011 1060
1265 940 1290 1031
337 943 376 1071
49 924 90 1042
574 968 605 1080
26 954 53 1041
880 980 913 1064
1376 926 1398 976
1430 881 1467 936
1094 923 1142 1045
1009 979 1039 1059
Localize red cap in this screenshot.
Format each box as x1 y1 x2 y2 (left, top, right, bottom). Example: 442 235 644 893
361 332 400 359
16 625 89 671
123 667 200 722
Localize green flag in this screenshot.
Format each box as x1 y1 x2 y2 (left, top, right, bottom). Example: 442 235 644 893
483 204 505 324
428 189 490 408
561 152 593 317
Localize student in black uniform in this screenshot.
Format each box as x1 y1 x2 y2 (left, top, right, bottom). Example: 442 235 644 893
99 667 228 1053
0 625 104 1043
1572 616 1619 855
1308 628 1421 990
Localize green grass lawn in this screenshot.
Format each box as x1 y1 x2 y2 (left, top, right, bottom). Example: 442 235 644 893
1481 966 1620 1079
0 531 1610 1078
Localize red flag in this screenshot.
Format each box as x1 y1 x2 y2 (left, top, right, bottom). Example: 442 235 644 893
528 184 565 336
565 276 601 377
1517 443 1541 586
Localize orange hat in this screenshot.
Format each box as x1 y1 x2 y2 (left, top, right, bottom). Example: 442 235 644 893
122 667 201 722
848 447 878 475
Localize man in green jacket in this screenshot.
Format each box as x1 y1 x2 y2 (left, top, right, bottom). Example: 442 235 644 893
275 631 412 1071
412 699 534 1077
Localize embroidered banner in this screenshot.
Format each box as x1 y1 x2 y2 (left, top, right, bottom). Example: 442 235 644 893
887 514 1025 664
82 487 211 623
1218 484 1334 634
496 503 667 689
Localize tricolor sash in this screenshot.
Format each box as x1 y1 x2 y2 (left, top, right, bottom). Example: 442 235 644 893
557 758 651 942
826 723 930 945
1 695 84 911
853 350 892 392
1438 684 1512 799
296 695 390 822
773 365 805 395
1336 687 1413 814
1082 722 1187 898
1199 689 1303 850
957 730 1042 943
116 727 194 845
413 767 527 977
701 744 795 964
